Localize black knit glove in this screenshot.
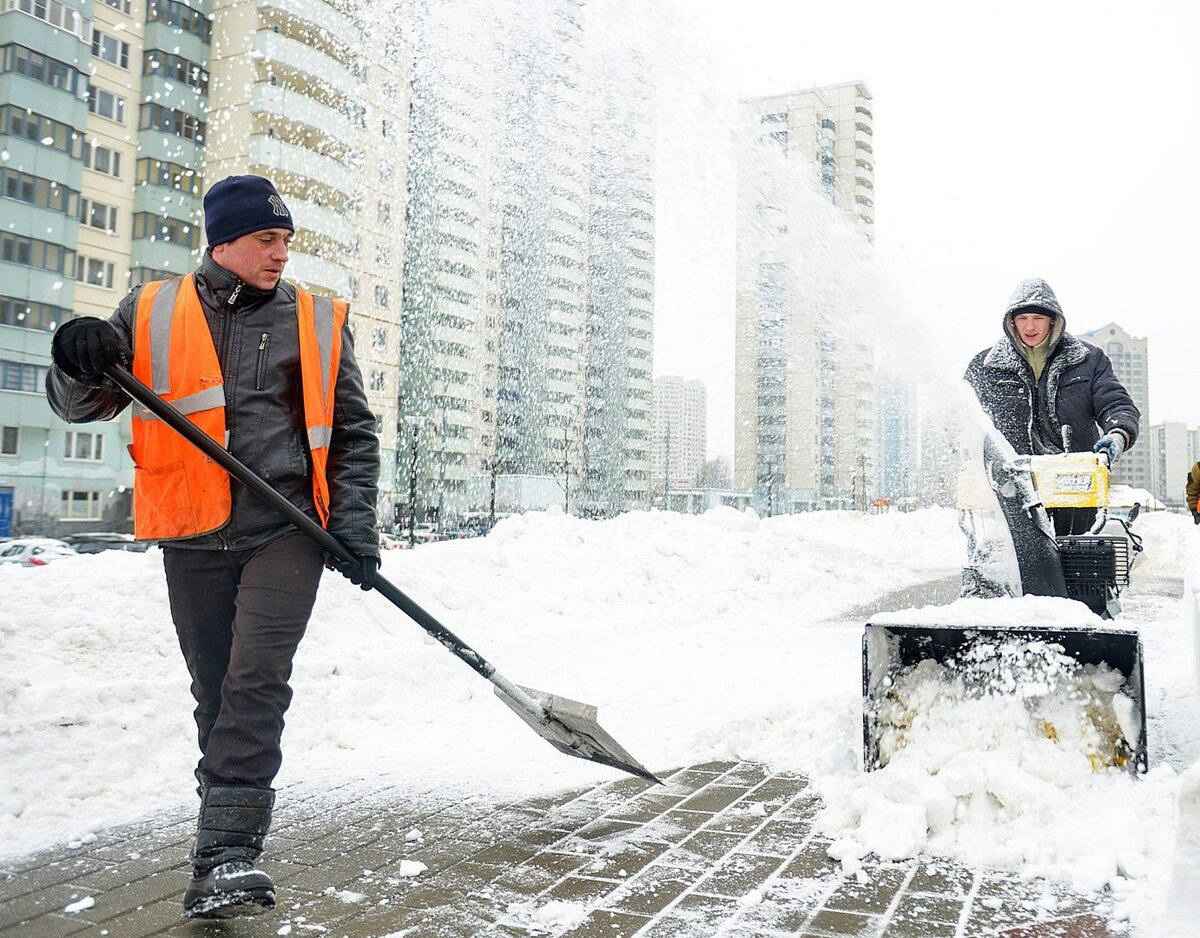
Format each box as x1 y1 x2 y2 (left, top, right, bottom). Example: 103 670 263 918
326 552 380 591
53 318 127 384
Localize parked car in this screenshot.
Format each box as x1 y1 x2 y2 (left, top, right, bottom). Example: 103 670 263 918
0 538 79 567
59 532 149 554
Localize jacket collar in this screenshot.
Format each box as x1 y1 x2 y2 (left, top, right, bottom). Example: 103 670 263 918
197 251 276 309
983 330 1088 377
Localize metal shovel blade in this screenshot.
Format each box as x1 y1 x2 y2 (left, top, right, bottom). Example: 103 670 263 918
493 682 662 784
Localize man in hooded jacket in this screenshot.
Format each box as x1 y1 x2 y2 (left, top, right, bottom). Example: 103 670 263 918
965 278 1140 535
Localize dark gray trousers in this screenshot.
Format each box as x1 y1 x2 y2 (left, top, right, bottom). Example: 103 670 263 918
163 531 324 788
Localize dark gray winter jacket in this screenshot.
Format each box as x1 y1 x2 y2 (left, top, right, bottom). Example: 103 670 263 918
45 253 380 557
964 278 1140 456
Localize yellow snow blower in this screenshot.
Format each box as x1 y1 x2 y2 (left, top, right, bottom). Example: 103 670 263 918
863 447 1147 774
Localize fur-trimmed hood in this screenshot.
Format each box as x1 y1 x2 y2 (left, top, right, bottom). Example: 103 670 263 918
1002 278 1066 355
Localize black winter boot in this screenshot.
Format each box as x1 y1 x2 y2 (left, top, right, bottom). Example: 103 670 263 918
183 785 276 919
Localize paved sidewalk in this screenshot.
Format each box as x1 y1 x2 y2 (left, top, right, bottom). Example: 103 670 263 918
1 761 1116 938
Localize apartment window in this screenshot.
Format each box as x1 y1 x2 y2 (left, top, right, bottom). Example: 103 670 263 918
146 0 212 41
64 430 104 461
347 275 359 298
0 106 83 157
377 201 391 226
1 426 17 456
129 266 173 285
61 489 102 520
375 245 390 267
87 87 126 124
132 212 200 249
761 111 788 124
370 371 386 392
76 255 115 288
1 44 86 96
102 0 132 12
1 360 50 392
0 295 64 331
91 29 130 68
82 142 122 178
143 50 208 93
79 198 118 232
1 169 78 214
374 284 389 307
371 327 387 352
135 158 201 195
138 103 205 143
9 0 87 39
1 233 75 274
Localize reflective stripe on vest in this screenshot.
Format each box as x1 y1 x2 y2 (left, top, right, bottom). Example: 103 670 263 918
296 290 347 526
130 277 345 538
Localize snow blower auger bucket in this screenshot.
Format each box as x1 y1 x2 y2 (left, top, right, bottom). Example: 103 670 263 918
108 365 661 785
862 622 1148 774
862 448 1148 776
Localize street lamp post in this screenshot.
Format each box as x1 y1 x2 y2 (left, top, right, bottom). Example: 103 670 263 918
485 455 501 530
404 415 424 548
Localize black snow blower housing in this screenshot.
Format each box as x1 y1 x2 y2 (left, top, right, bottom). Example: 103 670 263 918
863 451 1147 775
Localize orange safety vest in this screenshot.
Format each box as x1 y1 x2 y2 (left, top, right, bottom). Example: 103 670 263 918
129 275 347 540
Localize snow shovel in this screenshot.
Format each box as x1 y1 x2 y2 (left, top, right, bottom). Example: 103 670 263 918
108 364 660 784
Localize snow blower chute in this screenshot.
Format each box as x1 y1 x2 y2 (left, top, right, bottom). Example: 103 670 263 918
863 444 1148 774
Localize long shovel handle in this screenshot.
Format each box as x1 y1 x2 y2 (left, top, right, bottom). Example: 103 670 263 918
108 364 498 682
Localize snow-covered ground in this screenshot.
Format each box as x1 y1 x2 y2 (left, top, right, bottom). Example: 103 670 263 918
1 507 1196 934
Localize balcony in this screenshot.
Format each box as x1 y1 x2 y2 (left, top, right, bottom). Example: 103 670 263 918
286 250 352 297
258 0 364 49
288 196 354 251
249 136 357 200
854 130 874 152
252 83 355 143
253 31 359 99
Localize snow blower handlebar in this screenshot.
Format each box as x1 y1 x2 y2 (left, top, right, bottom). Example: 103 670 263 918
107 364 660 784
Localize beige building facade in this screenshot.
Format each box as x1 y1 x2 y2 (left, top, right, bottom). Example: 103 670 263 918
205 0 411 521
734 81 876 511
1080 322 1150 494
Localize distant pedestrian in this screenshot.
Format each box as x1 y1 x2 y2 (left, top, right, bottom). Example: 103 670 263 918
1187 461 1200 524
45 175 380 919
965 278 1140 536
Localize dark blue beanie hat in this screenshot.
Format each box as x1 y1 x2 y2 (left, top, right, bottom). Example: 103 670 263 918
203 175 294 247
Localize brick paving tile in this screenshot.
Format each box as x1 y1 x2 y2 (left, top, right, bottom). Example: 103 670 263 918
821 864 908 915
996 914 1118 937
604 864 695 916
804 906 881 936
692 851 787 898
562 908 651 938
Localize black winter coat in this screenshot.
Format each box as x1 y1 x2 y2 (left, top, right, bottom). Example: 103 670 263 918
965 333 1140 456
45 254 380 556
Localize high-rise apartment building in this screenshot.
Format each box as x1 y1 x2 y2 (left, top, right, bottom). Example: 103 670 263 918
401 0 655 524
875 369 918 502
1148 421 1199 507
651 377 706 493
734 81 876 512
1 0 137 535
205 0 411 523
1 0 410 535
1079 322 1150 493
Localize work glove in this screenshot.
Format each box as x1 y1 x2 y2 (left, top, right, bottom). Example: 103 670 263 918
1092 430 1126 467
53 318 127 384
326 552 380 591
1193 511 1200 526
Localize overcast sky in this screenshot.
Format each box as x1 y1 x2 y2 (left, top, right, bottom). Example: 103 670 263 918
650 0 1200 462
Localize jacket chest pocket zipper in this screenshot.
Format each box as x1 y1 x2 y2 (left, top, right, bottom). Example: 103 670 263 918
255 333 271 390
